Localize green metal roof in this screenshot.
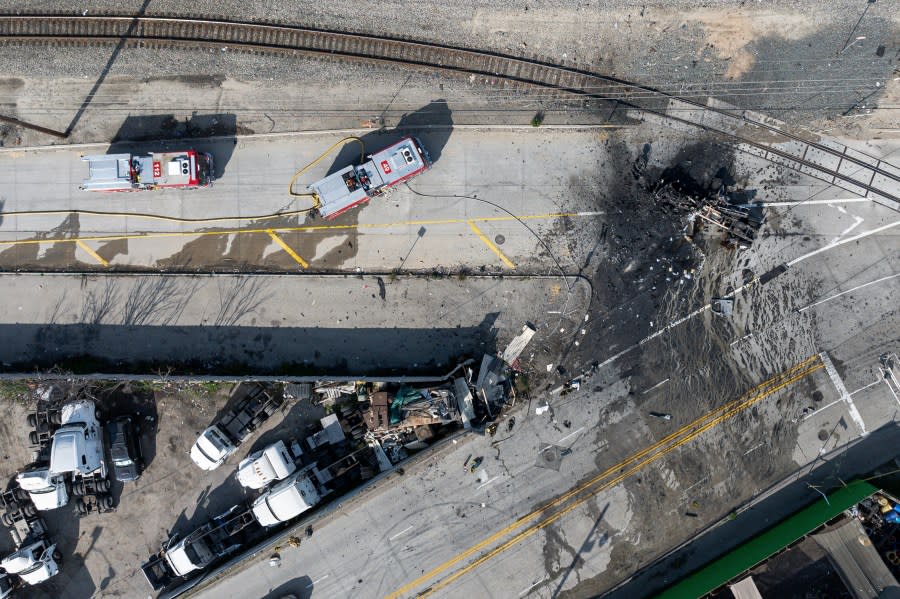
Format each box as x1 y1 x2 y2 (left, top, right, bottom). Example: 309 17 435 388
657 479 880 599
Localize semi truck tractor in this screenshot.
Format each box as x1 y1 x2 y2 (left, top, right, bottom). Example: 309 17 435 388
236 440 300 490
48 400 113 514
0 487 60 593
190 385 284 471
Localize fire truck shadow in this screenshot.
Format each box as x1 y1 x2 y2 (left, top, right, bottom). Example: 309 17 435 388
105 113 238 179
325 99 453 174
261 577 314 599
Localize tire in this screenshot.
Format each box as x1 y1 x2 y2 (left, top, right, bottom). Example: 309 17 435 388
72 481 83 496
52 549 62 562
28 431 39 445
23 505 37 517
6 501 18 513
26 413 36 427
101 495 114 510
14 488 29 501
1 512 13 527
99 479 111 493
75 499 87 515
37 422 49 433
50 412 61 425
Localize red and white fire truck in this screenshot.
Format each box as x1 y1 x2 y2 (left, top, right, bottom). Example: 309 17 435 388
80 150 214 192
308 137 431 219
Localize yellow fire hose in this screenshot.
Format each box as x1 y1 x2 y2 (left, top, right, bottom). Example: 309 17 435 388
287 137 366 211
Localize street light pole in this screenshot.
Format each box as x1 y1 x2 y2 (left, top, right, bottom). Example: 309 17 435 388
838 0 877 56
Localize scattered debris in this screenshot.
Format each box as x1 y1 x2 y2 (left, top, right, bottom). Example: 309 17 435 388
711 297 734 317
649 411 673 421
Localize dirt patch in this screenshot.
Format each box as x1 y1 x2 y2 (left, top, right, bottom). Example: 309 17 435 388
686 10 821 79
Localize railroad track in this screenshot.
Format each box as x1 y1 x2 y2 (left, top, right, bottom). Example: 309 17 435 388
0 14 897 207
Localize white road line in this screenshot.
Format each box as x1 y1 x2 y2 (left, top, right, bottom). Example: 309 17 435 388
829 215 864 245
556 426 586 446
787 219 900 267
681 476 709 496
730 332 754 347
883 377 900 408
389 526 413 541
801 398 843 421
746 198 872 207
519 576 549 596
597 220 898 371
576 211 605 216
642 378 670 394
819 352 868 436
743 442 764 456
849 379 881 396
476 476 500 491
799 272 900 312
306 574 329 589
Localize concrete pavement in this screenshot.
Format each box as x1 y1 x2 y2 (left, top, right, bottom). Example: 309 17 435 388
0 128 607 272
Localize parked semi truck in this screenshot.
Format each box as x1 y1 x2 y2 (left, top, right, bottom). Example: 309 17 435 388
190 385 284 471
47 400 113 514
0 487 60 593
141 469 326 590
236 440 300 490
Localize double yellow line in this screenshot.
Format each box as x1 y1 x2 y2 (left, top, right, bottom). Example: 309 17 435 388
388 355 824 598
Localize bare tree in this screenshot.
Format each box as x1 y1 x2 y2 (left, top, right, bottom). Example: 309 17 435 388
214 276 272 327
78 279 120 325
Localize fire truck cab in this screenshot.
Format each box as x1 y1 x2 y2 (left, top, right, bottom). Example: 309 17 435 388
80 150 213 191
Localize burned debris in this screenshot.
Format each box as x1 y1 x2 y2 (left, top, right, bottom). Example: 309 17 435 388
653 169 765 249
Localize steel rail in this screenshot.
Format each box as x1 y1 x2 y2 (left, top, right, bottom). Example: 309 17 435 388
0 15 897 204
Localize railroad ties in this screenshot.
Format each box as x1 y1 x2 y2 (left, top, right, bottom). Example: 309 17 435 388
0 14 897 208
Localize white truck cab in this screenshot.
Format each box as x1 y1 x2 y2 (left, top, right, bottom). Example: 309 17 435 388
15 468 68 511
1 539 59 586
163 530 213 578
236 440 297 490
49 400 104 477
190 426 236 471
250 469 322 527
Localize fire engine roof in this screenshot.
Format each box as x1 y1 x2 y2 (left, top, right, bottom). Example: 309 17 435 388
80 154 133 191
308 165 370 219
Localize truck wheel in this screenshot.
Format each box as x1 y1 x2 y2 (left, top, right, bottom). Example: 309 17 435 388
72 481 83 496
37 421 49 433
75 499 87 515
1 512 13 527
99 479 111 493
23 505 37 517
52 549 62 562
50 411 61 425
14 488 29 501
28 431 39 445
6 501 18 513
26 413 37 427
101 495 114 510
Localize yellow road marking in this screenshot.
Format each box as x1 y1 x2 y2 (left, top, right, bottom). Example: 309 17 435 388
417 362 825 597
266 229 308 268
387 356 824 599
75 240 108 267
467 220 515 269
0 212 583 249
